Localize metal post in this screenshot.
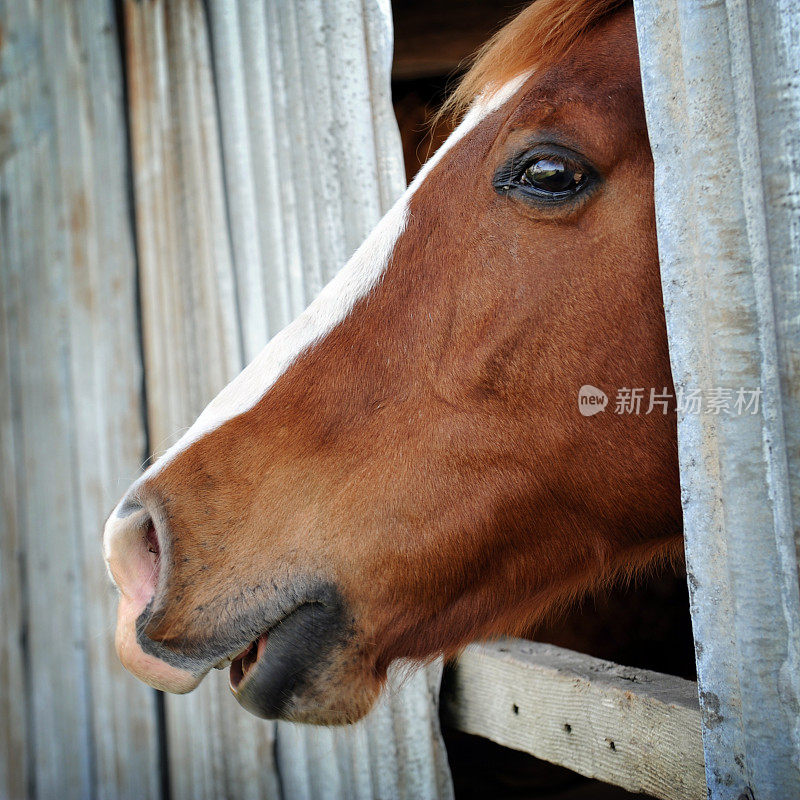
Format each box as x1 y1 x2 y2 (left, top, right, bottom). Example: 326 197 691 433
633 1 800 796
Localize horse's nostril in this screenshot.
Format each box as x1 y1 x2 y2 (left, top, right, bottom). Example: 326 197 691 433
103 494 163 608
145 524 159 557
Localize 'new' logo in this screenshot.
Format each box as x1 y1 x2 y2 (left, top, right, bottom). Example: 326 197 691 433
578 385 608 417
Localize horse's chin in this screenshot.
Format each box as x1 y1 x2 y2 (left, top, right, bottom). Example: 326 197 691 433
234 655 382 725
226 600 378 724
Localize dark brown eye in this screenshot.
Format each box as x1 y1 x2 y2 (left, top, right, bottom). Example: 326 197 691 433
493 147 596 204
521 158 585 195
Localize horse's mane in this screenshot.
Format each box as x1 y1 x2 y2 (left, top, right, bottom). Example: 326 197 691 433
438 0 630 122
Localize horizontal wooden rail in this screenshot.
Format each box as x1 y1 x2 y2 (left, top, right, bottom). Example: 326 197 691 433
440 639 704 800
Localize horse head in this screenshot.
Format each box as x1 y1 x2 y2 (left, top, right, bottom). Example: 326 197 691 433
103 0 681 724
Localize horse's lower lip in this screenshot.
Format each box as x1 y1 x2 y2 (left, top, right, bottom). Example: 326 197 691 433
227 601 345 719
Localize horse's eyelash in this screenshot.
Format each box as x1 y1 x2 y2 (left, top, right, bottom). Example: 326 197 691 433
502 151 585 180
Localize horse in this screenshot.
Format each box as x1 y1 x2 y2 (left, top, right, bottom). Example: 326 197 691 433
103 0 682 724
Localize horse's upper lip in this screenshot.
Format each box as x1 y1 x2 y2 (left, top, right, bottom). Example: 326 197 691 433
227 601 347 719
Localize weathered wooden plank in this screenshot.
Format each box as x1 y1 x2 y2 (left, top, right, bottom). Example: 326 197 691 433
0 125 91 800
0 1 161 798
0 135 29 800
441 639 704 800
55 2 162 796
123 3 283 799
634 1 800 797
123 0 243 457
0 7 90 794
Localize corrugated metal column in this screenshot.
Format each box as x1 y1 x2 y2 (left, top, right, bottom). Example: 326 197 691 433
124 0 454 797
633 1 800 797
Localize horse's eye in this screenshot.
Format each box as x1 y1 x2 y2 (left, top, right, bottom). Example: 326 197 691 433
493 147 596 205
520 158 586 195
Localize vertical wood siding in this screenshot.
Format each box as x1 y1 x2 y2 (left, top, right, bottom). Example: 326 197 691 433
1 0 453 798
633 1 800 797
0 1 160 799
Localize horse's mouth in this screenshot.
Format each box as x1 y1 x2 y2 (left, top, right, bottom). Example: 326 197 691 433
222 633 269 685
224 601 347 719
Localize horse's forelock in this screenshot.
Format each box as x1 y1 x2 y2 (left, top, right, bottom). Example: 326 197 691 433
437 0 630 126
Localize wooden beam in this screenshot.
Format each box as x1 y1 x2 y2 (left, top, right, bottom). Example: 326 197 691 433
441 639 705 800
